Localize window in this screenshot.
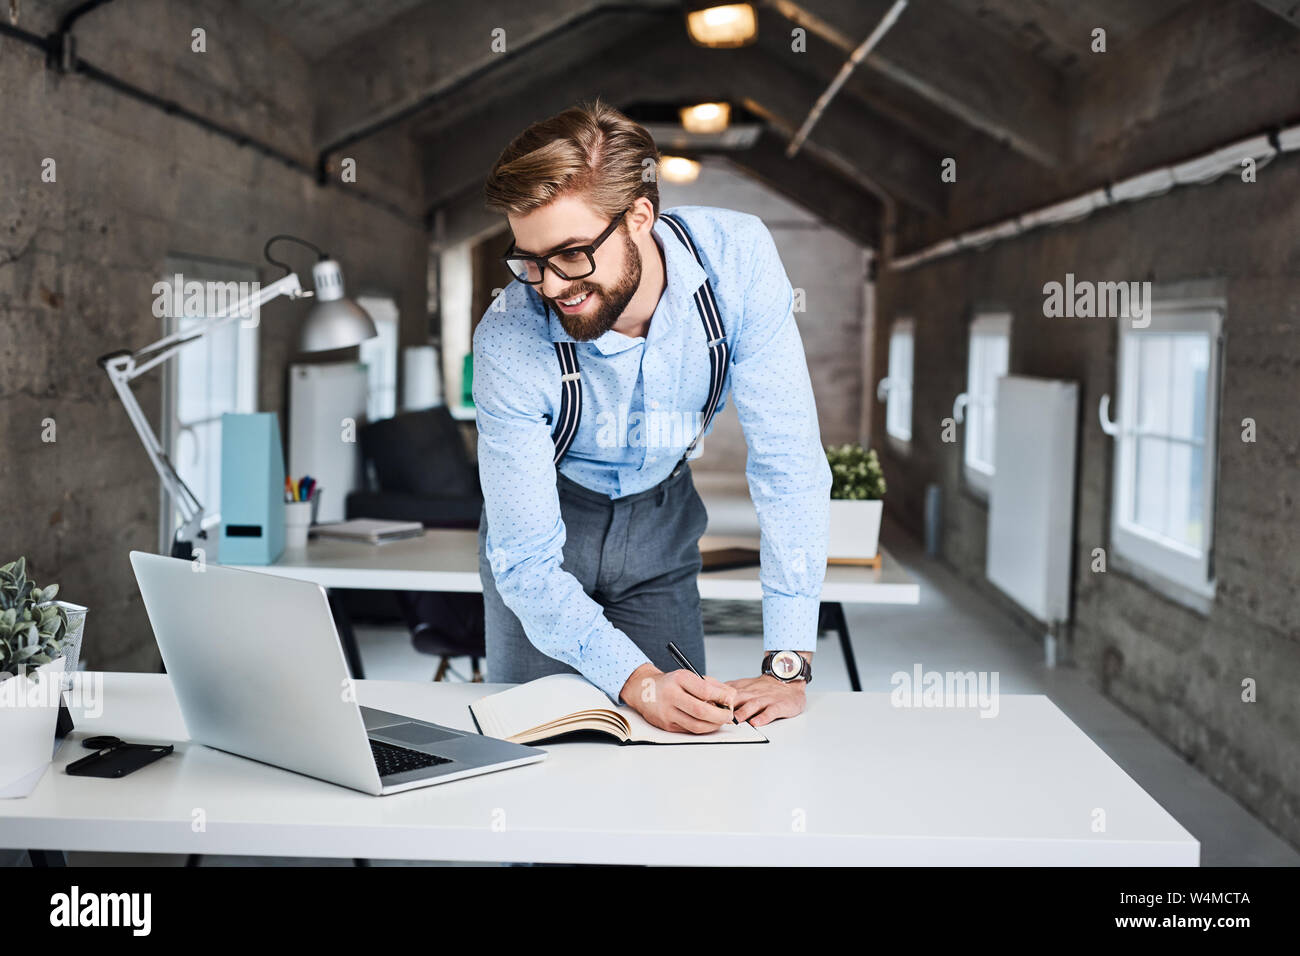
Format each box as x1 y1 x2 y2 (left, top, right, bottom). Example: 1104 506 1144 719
1110 299 1222 598
958 313 1010 495
880 318 914 445
158 257 259 553
357 295 399 421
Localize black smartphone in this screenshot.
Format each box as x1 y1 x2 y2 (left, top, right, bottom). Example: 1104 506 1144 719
65 743 175 778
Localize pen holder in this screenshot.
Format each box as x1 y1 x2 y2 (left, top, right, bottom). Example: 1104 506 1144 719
284 501 313 550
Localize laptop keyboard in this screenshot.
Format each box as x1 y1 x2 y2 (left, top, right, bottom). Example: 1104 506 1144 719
370 738 452 778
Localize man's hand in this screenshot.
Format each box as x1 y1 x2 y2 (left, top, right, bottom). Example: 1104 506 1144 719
620 663 738 734
725 674 807 727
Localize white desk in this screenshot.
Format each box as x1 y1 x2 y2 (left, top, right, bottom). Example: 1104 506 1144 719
233 530 919 603
3 673 1199 866
230 530 920 688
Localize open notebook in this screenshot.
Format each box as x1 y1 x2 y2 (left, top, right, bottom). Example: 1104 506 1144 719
469 674 768 745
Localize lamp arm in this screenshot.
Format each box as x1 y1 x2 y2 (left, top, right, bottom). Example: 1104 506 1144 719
103 359 204 547
120 273 305 381
99 271 306 554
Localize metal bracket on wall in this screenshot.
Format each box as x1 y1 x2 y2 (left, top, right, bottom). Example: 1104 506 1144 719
952 392 969 425
1098 394 1119 437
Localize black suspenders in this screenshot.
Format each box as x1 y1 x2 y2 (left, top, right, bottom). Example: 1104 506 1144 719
548 212 730 474
550 340 581 463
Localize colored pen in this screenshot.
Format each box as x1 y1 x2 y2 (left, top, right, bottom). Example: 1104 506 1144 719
666 640 738 725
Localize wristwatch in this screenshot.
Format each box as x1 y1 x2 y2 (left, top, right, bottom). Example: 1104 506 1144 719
762 650 812 685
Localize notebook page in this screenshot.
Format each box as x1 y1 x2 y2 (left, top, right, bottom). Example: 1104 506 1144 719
472 673 623 740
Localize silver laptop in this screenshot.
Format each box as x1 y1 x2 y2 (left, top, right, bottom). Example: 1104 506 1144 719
130 551 546 795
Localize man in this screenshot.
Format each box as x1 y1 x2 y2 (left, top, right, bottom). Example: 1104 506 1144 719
474 99 830 733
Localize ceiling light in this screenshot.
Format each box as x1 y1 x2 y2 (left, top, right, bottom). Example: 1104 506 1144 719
660 156 702 183
685 3 757 48
679 102 731 134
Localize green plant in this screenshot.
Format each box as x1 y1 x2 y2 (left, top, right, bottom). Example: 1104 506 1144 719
0 557 68 681
826 443 887 500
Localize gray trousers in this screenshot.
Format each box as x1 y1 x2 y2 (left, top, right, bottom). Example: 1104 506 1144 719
478 465 709 694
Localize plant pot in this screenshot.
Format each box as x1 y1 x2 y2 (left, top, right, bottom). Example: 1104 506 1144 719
37 601 86 692
827 499 884 560
0 655 66 794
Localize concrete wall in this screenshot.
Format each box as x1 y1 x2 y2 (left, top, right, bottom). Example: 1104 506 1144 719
873 153 1300 848
0 6 429 672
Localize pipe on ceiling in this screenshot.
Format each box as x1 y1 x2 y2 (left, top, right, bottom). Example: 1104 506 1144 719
785 0 907 158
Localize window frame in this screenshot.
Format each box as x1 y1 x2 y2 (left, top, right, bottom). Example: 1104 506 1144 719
1110 297 1223 600
157 256 260 554
357 294 400 422
882 317 914 450
960 312 1011 497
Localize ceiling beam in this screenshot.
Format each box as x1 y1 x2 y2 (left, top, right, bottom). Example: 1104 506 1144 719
1252 0 1300 27
677 130 884 246
417 21 946 217
312 0 678 155
750 5 965 155
769 0 1068 167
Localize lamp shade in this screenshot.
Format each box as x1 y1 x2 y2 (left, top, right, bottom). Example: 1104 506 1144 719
300 258 377 351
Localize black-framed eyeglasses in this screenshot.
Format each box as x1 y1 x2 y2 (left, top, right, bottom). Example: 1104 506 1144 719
500 207 629 284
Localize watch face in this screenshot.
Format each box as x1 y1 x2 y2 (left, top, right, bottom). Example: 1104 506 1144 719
771 651 802 680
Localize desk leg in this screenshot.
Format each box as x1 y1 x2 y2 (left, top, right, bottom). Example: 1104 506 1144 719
327 590 366 680
28 850 67 866
820 601 861 692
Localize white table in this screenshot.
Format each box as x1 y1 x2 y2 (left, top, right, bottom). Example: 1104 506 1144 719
3 673 1199 866
230 530 920 689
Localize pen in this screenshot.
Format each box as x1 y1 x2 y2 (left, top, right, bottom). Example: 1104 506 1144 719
666 640 738 725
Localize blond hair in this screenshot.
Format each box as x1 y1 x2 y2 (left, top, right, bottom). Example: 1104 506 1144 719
484 98 660 221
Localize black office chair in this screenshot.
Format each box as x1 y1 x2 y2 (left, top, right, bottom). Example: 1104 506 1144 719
347 406 482 529
343 407 487 682
401 591 486 682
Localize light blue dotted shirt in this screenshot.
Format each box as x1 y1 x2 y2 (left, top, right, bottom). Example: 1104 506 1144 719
472 204 831 702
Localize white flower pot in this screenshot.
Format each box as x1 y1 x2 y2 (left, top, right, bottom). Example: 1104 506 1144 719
0 655 66 794
827 499 883 560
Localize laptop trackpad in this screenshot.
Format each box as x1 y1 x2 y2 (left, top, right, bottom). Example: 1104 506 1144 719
373 722 463 746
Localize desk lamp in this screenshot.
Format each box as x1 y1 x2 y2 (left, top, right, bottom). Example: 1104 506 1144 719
99 235 377 558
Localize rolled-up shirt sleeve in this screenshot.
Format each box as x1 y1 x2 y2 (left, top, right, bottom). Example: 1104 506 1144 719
727 218 831 652
472 318 651 703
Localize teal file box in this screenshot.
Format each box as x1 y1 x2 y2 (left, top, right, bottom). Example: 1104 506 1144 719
219 412 286 565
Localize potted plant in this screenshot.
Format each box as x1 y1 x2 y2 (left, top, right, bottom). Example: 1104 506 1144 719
825 443 887 561
0 558 71 792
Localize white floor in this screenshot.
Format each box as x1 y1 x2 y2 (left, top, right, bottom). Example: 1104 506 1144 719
14 474 1297 866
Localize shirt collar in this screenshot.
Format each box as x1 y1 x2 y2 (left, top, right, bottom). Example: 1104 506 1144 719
545 212 707 353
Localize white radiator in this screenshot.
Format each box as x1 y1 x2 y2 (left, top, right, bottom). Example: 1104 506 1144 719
985 375 1078 624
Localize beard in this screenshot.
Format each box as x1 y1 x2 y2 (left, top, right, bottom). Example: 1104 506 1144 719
549 229 642 341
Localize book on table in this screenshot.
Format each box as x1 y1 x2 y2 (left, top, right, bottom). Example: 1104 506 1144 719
311 519 424 543
469 674 768 745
